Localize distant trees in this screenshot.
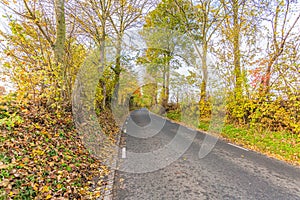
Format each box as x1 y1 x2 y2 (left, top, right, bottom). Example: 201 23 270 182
174 0 223 118
139 0 194 109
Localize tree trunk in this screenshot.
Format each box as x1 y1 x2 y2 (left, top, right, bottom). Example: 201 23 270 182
112 33 123 104
161 53 170 108
161 64 167 108
232 0 242 100
100 21 107 109
54 0 66 101
166 58 170 106
200 40 208 101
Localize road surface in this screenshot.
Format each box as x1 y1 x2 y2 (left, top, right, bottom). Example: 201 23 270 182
112 109 300 200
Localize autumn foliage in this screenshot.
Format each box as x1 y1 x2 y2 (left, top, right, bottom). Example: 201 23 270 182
0 96 117 199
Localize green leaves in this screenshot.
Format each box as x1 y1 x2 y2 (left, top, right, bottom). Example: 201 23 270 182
0 98 24 130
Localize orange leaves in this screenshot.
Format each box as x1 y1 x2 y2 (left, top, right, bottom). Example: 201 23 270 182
2 0 9 5
248 67 263 88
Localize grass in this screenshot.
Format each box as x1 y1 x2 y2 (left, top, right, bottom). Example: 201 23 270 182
220 124 300 165
198 121 210 131
194 120 300 165
166 110 181 121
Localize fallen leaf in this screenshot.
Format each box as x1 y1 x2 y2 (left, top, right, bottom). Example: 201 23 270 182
0 164 9 169
0 179 10 187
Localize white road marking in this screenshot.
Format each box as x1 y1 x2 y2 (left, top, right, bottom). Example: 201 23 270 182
228 143 249 151
122 147 126 158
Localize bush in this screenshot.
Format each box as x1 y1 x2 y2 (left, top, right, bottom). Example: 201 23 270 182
166 110 181 121
226 95 300 134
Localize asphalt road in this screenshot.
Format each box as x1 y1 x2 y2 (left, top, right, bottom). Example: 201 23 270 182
112 109 300 200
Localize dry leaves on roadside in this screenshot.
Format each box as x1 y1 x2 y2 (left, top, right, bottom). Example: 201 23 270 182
0 100 119 199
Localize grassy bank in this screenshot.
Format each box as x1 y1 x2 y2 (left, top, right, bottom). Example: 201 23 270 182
165 111 299 166
220 124 300 166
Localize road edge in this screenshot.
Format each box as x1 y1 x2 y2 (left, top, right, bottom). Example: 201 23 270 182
102 115 130 200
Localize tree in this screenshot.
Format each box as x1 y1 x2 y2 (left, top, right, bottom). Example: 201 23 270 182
259 0 300 96
109 0 150 102
212 0 264 123
219 0 243 100
140 0 193 108
71 0 113 108
0 0 84 107
54 0 67 101
175 0 223 103
72 0 150 109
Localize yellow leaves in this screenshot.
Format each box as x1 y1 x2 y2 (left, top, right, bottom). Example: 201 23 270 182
40 186 50 193
64 155 72 160
33 184 39 191
57 183 62 190
120 0 127 7
34 123 42 129
31 149 45 156
95 191 101 197
33 18 39 24
18 163 25 168
2 0 9 5
45 194 52 199
79 188 87 195
41 130 50 137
